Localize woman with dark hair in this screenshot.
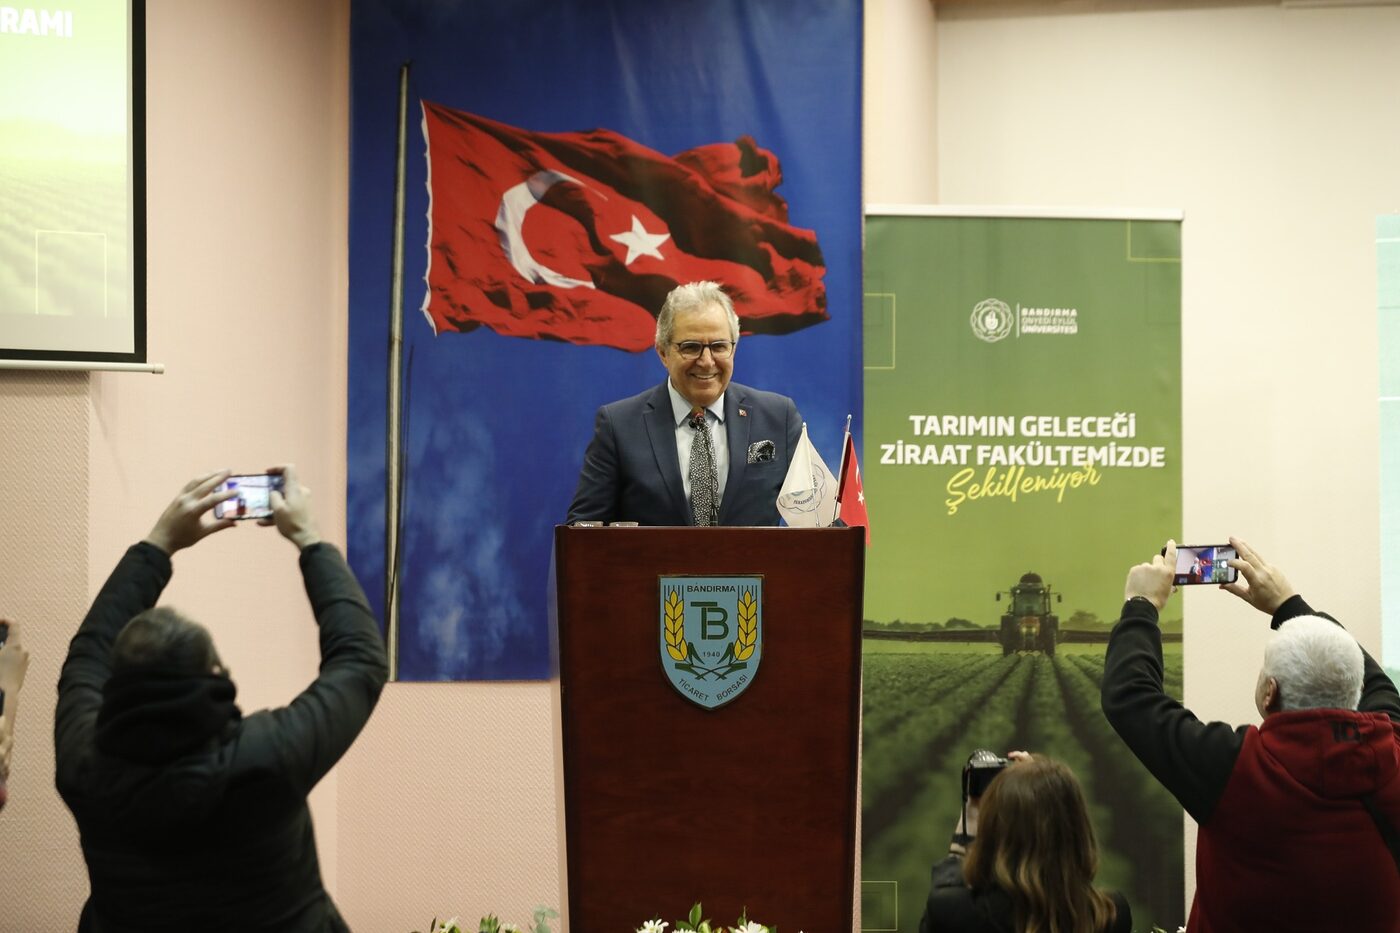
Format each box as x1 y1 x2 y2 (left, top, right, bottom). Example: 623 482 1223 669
920 752 1131 933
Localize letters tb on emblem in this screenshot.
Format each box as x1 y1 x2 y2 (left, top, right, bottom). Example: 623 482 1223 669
659 575 763 710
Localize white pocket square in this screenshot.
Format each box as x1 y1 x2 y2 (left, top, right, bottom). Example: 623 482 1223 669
748 440 776 463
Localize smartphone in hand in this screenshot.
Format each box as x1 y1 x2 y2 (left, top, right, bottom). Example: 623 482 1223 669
1166 544 1239 586
213 474 285 521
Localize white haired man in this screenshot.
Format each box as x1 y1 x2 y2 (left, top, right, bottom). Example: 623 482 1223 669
1103 538 1400 932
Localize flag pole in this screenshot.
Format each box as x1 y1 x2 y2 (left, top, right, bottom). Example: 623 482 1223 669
836 413 853 501
385 62 411 681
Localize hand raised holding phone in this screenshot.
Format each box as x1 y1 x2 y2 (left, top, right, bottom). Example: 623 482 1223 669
144 470 240 555
259 465 321 550
1220 536 1297 615
1166 544 1240 586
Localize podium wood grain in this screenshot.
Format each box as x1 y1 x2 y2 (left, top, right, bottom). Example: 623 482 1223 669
554 525 864 932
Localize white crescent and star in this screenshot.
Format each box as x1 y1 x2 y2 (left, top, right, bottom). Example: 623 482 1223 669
494 171 671 288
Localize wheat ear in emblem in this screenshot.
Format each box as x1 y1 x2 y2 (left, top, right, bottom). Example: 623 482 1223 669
663 589 688 661
734 588 758 661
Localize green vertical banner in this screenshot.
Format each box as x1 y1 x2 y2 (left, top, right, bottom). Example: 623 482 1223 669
860 211 1184 932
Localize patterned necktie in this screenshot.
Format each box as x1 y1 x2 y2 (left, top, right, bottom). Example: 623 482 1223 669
688 407 718 526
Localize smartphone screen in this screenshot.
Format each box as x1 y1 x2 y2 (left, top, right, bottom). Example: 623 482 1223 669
213 474 284 520
1172 544 1238 586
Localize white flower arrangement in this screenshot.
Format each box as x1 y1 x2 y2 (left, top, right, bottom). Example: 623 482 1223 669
413 901 799 933
413 906 557 933
639 902 797 933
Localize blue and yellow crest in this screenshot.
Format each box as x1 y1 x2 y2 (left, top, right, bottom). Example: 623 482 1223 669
658 575 763 709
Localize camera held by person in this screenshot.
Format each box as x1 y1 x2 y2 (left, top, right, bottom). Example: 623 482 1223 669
920 749 1130 933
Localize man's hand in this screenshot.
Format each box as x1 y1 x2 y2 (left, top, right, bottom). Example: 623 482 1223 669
1221 536 1296 615
1125 540 1176 610
0 622 29 702
144 470 239 555
0 621 27 796
262 464 321 550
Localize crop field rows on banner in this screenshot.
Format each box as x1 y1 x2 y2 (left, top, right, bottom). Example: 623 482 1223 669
860 641 1184 931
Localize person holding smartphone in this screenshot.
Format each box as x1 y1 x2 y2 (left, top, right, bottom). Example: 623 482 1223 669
0 620 31 812
54 467 388 932
920 750 1131 933
1103 538 1400 932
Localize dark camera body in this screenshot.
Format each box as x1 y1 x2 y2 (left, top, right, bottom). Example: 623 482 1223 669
962 748 1010 800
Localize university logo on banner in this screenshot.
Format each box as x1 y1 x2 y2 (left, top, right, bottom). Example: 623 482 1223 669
659 576 763 709
420 101 829 352
970 297 1081 342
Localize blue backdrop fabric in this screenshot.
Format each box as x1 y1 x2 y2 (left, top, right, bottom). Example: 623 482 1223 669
348 0 863 680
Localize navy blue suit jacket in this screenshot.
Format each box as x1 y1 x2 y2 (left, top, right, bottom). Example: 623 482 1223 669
566 381 802 526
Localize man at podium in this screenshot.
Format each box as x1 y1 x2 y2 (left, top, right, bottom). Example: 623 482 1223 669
567 280 802 526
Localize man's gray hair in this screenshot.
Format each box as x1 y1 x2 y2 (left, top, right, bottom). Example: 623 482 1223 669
654 281 740 350
1263 615 1364 711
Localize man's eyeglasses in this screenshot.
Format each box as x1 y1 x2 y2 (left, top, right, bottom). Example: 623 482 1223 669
672 340 735 360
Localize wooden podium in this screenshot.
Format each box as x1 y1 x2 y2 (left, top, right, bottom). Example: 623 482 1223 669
552 525 864 932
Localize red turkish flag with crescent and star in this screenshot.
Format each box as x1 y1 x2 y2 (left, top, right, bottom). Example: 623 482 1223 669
837 430 870 545
419 100 829 352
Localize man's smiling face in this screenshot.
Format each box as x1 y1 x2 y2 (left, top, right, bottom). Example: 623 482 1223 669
657 301 735 410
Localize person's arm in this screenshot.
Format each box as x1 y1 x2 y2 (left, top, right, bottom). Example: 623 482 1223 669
1356 646 1400 722
1227 537 1400 722
0 622 29 733
54 543 172 775
265 543 388 792
55 471 237 785
1101 541 1245 823
566 405 621 523
261 466 389 792
0 623 30 807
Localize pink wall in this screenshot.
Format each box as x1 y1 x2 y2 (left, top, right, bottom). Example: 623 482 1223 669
0 0 355 925
0 372 91 921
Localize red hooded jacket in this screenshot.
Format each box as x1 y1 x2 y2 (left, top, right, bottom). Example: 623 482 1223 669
1103 595 1400 932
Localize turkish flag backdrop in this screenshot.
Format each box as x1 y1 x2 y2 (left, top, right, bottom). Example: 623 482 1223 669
420 101 828 352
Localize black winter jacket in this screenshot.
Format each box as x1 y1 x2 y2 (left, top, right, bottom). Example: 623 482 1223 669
56 542 388 933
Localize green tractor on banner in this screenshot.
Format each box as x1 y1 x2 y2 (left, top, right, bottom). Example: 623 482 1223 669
997 572 1062 656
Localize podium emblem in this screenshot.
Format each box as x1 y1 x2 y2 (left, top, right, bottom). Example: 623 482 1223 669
658 575 763 709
